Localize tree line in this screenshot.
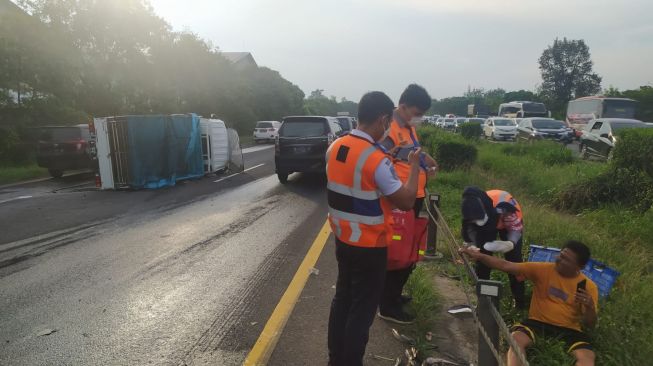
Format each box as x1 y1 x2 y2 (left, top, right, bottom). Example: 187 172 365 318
430 38 652 122
0 0 313 164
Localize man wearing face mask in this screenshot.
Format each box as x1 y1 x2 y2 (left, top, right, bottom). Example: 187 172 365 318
327 91 422 366
377 84 438 324
461 186 526 309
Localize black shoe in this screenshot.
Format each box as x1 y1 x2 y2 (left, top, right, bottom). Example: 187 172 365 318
377 310 415 324
400 295 413 304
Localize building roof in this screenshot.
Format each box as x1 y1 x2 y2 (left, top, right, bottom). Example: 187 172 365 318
221 52 258 68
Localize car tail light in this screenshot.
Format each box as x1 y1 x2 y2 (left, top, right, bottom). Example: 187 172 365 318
268 128 275 132
77 140 87 150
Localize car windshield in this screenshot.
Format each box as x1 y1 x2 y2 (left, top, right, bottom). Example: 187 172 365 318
336 118 351 129
611 122 646 131
39 127 82 141
494 119 514 126
522 103 547 113
604 100 637 119
445 119 454 123
256 122 273 128
532 120 565 129
280 118 327 137
469 119 485 123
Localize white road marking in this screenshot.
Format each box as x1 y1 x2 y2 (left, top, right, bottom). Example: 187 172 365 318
213 164 266 183
0 195 33 205
242 145 274 154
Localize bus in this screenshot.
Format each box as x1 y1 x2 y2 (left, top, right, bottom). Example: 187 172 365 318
498 101 549 118
566 96 637 136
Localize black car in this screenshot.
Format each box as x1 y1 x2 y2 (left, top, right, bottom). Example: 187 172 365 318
274 116 343 183
579 118 651 160
36 125 96 178
516 118 573 143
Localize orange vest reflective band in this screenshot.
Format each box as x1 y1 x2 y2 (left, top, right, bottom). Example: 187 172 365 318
387 120 427 198
486 190 523 229
326 134 393 247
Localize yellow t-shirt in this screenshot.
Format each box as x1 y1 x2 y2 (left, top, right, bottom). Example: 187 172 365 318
517 262 599 331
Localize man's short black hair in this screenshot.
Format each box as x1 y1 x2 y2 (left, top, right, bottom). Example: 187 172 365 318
399 84 432 112
563 240 591 267
357 91 394 125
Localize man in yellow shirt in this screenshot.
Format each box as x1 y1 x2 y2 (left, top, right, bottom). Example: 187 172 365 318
461 240 598 366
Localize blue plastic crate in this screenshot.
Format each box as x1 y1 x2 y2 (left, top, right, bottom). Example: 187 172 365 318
528 245 619 298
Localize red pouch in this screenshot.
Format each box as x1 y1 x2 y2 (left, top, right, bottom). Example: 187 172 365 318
387 210 416 270
413 217 428 262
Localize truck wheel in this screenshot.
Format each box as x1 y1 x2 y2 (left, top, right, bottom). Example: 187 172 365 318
277 171 288 184
49 169 64 178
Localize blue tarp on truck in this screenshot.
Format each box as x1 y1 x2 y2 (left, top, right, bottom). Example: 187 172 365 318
94 114 204 189
126 114 203 189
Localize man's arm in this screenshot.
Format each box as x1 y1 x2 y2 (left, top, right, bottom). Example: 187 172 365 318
385 148 421 211
459 247 522 276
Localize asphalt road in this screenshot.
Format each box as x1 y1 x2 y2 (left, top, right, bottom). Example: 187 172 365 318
0 144 329 365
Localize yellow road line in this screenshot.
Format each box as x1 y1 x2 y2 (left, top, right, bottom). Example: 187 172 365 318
243 219 331 366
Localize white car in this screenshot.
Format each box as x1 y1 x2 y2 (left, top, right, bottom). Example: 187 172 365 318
253 121 281 143
442 118 456 130
483 117 517 140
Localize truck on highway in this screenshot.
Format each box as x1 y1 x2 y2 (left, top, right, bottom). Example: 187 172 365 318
467 104 490 118
498 101 550 118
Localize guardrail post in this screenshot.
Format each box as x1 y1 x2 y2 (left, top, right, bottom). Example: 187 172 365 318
425 193 440 257
476 279 503 366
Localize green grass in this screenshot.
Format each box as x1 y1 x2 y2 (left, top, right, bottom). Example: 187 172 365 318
422 137 653 365
404 264 442 358
0 164 48 185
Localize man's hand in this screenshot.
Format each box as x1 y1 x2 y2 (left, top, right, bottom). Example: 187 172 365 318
423 153 438 176
459 246 482 261
575 288 595 310
407 147 422 166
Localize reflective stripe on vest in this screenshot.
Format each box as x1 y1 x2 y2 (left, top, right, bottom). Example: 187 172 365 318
326 134 392 247
327 181 381 200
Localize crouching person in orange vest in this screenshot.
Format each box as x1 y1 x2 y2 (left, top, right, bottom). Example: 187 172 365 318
378 84 438 324
327 91 421 366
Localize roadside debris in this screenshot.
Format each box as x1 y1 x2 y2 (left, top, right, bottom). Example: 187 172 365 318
422 356 461 365
372 354 397 362
36 329 57 337
308 267 319 276
447 304 473 316
391 328 415 345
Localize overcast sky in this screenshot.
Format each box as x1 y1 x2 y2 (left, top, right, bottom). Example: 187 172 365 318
149 0 653 102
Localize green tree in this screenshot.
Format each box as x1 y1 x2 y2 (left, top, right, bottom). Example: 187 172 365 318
539 38 602 115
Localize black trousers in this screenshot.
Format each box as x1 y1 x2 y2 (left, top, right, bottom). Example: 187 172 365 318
379 198 424 314
328 238 387 366
475 230 526 307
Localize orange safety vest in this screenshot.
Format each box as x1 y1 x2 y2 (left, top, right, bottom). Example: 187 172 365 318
386 120 427 198
486 190 523 230
326 134 394 247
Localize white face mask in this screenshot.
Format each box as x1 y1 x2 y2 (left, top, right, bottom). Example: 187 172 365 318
409 117 423 126
474 214 489 226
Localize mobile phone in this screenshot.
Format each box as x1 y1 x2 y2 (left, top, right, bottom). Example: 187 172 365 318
577 279 587 291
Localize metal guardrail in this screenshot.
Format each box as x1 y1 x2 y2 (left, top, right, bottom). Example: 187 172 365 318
424 191 529 366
